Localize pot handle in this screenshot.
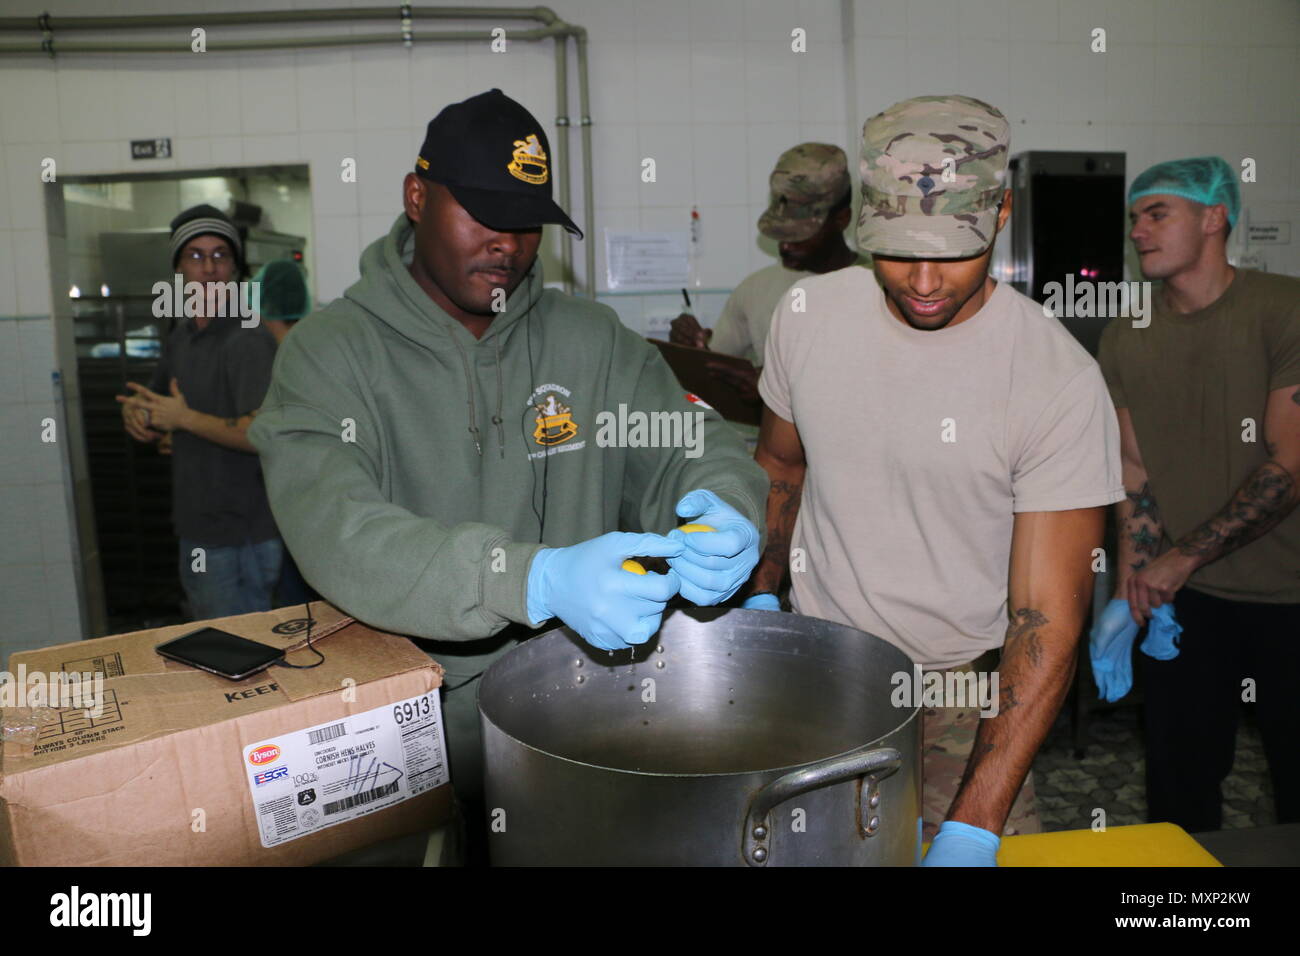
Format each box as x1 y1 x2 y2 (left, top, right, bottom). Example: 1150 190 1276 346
742 747 901 867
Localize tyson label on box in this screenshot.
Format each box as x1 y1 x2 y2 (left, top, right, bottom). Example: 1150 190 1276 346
243 690 449 848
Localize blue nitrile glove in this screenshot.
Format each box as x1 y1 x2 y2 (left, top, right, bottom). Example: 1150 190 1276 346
665 489 761 607
741 593 781 611
921 820 1000 867
1089 598 1140 703
1140 604 1182 661
526 532 684 652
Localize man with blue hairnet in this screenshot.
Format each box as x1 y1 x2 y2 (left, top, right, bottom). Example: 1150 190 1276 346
255 258 312 345
1096 156 1300 832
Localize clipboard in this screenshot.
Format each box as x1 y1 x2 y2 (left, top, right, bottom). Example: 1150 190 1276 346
648 338 762 426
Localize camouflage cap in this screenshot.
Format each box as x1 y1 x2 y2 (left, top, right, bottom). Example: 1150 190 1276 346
857 95 1010 258
757 143 851 242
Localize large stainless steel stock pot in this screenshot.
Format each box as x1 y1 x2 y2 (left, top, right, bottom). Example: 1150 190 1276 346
479 607 920 866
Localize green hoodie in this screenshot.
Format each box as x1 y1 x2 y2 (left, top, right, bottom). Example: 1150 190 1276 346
249 214 768 677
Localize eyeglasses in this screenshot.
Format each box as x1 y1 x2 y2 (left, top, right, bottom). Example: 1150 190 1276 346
182 249 234 265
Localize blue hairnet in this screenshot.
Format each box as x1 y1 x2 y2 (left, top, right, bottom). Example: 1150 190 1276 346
1128 156 1240 227
254 259 312 322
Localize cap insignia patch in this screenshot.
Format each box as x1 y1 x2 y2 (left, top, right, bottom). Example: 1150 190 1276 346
508 134 548 185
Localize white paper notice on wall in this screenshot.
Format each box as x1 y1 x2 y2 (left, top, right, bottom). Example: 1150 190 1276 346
1247 222 1290 245
605 230 690 291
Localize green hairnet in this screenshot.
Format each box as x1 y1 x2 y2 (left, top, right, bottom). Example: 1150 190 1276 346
254 259 312 322
1128 156 1240 227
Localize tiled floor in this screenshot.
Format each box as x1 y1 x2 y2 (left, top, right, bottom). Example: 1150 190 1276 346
1033 701 1276 833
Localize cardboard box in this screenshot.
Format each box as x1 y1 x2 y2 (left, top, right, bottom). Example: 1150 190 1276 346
0 602 452 866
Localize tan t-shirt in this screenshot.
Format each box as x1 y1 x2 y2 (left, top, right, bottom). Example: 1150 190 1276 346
760 269 1124 669
1097 269 1300 603
711 264 813 365
711 256 871 365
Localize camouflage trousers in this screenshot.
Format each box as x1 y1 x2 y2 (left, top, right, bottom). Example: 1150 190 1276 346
920 654 1042 842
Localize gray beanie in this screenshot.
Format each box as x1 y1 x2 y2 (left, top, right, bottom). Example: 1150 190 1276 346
169 204 242 268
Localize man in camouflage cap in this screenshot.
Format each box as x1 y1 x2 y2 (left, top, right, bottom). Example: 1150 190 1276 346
858 94 1010 260
746 95 1124 866
670 142 868 412
757 142 854 243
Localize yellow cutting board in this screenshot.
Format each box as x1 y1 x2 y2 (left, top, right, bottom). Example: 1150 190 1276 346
997 822 1222 867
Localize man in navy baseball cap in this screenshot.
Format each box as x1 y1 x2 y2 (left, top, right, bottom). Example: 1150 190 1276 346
397 88 582 338
249 87 768 864
414 87 582 239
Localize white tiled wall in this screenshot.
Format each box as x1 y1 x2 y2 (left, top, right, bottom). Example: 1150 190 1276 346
852 0 1300 276
0 318 74 663
1 0 1297 657
586 0 851 320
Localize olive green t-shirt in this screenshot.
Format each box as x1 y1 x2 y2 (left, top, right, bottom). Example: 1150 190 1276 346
1097 269 1300 603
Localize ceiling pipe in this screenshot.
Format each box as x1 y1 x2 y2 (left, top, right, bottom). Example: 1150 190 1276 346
553 32 572 295
0 6 561 32
0 29 563 53
0 5 595 296
575 27 594 299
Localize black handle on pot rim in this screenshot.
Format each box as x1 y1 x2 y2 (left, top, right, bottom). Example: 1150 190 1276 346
741 747 902 867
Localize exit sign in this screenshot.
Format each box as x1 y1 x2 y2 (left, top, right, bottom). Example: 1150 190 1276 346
131 138 172 160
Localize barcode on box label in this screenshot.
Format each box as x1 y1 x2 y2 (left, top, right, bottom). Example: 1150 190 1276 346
323 781 399 816
308 722 346 745
244 691 449 849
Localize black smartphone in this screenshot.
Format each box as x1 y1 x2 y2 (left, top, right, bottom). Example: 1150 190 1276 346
155 627 285 681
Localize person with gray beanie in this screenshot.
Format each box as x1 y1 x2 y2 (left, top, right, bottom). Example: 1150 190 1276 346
117 202 281 620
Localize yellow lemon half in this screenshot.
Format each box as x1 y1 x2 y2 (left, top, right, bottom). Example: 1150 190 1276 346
622 524 715 574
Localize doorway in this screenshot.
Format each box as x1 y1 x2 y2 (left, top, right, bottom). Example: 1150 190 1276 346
53 164 314 634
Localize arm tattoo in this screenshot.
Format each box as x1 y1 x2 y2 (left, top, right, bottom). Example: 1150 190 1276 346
1127 482 1159 520
1176 461 1297 562
1292 390 1300 408
1130 525 1159 555
1122 480 1166 572
997 679 1023 714
760 478 802 567
1005 606 1048 669
995 607 1049 715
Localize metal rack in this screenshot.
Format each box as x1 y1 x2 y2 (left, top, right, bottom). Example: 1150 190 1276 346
71 295 181 619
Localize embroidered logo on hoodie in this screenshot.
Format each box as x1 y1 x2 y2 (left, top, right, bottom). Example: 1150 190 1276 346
530 384 580 449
